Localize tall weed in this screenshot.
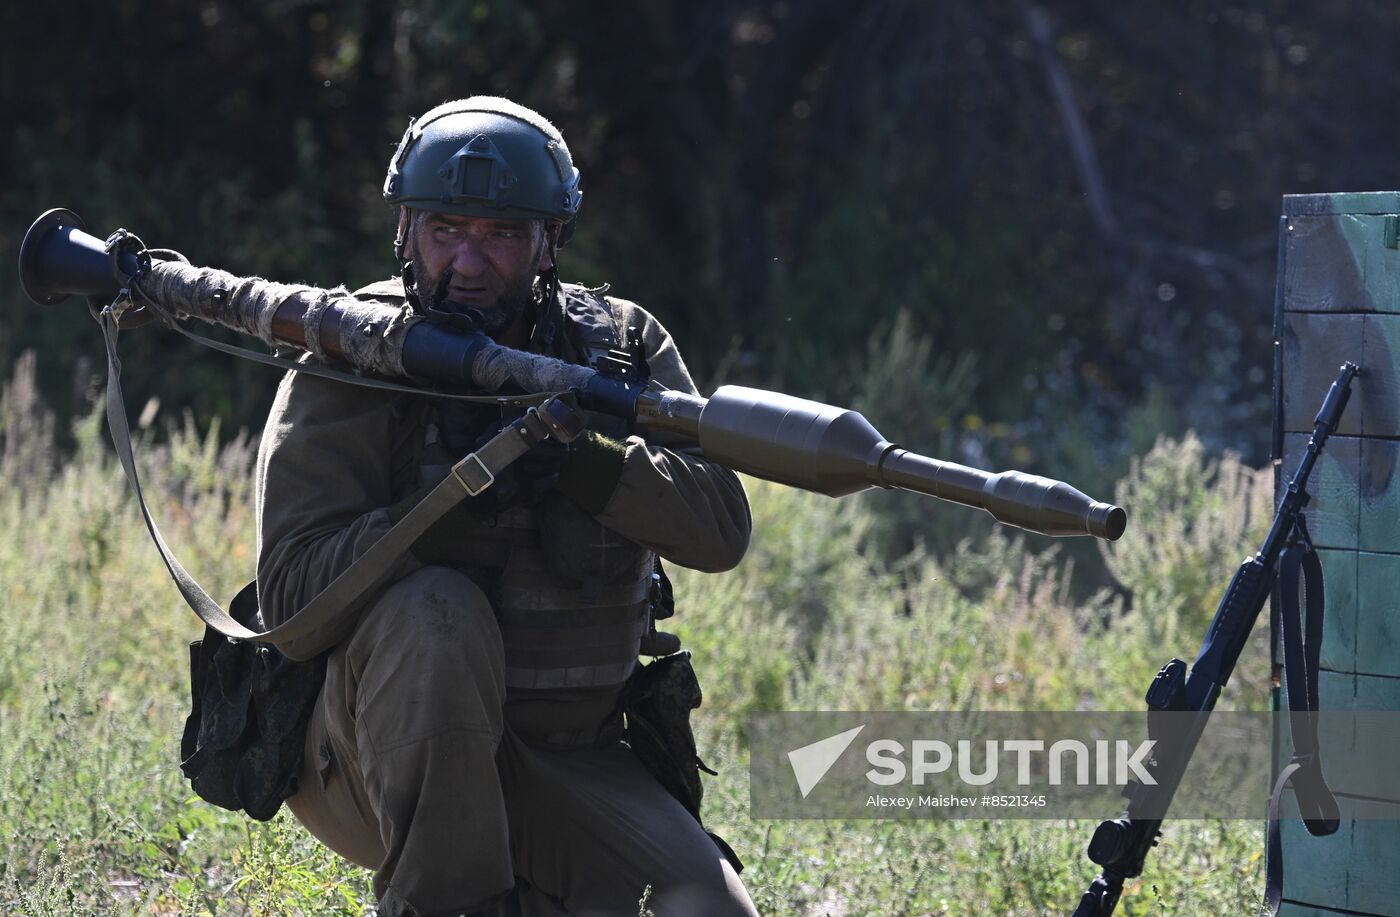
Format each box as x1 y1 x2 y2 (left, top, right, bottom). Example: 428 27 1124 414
0 355 1269 915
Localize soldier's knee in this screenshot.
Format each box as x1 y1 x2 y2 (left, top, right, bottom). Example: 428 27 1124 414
357 565 504 676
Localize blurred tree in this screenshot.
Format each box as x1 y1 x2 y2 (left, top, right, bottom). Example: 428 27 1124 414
3 0 1397 480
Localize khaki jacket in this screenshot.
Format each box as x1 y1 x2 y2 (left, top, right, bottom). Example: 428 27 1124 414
254 280 751 659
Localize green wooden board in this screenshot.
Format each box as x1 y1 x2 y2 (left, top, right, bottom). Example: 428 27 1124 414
1283 213 1400 315
1359 314 1400 437
1277 789 1352 910
1280 313 1365 436
1280 672 1400 803
1359 438 1400 554
1279 312 1400 438
1352 670 1400 711
1314 549 1357 675
1346 799 1400 915
1353 554 1400 678
1278 904 1368 917
1360 216 1400 314
1343 676 1400 804
1284 215 1369 312
1284 192 1400 216
1277 791 1400 915
1318 670 1355 708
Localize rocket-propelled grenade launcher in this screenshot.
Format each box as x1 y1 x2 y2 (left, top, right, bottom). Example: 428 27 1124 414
20 208 1126 541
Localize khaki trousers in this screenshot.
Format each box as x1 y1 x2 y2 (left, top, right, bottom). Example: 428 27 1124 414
286 566 756 917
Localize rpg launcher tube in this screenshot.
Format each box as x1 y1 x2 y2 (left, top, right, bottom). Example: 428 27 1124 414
19 212 1125 539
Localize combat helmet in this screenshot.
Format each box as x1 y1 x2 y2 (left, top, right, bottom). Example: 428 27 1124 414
384 96 582 237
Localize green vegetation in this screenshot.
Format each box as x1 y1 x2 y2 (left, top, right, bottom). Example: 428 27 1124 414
0 351 1272 916
9 2 1382 470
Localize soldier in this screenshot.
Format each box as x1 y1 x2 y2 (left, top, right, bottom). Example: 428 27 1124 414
255 97 758 916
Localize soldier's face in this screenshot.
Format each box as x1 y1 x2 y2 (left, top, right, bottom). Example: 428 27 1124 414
403 210 552 336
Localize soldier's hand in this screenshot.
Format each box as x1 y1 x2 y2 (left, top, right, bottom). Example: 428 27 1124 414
491 436 570 510
386 434 571 566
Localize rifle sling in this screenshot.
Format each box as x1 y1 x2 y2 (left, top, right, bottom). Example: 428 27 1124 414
1262 515 1341 917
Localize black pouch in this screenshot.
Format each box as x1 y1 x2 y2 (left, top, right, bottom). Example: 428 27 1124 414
623 650 742 872
179 582 326 821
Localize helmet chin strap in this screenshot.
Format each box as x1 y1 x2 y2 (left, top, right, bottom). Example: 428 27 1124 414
544 226 562 318
400 261 425 314
394 218 428 315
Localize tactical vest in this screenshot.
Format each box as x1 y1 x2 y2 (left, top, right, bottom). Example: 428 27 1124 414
359 278 654 728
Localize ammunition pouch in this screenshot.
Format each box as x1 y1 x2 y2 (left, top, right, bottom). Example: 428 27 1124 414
179 583 325 821
622 650 742 873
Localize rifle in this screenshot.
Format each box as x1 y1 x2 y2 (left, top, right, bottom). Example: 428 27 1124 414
1071 362 1357 917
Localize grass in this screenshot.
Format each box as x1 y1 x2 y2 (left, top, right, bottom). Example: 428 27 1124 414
0 353 1271 916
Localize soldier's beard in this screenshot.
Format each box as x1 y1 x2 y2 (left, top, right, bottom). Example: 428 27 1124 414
414 257 538 336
